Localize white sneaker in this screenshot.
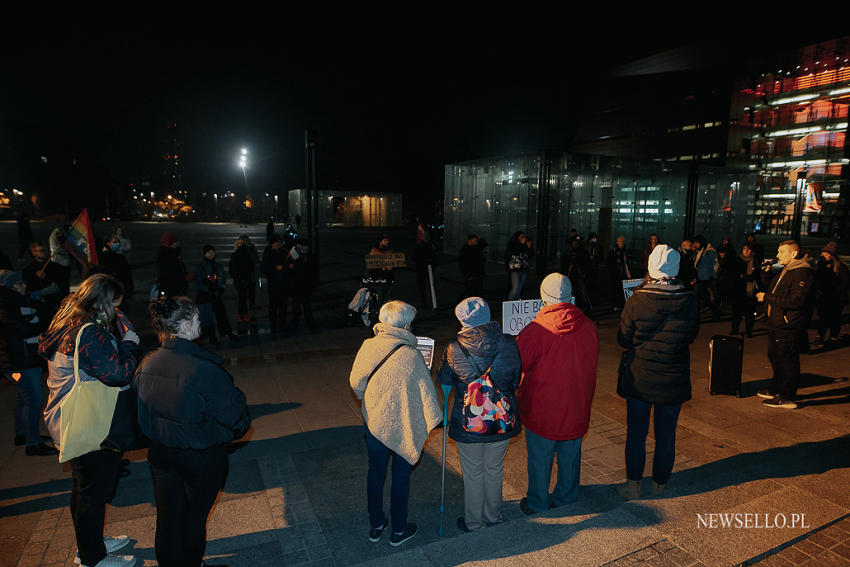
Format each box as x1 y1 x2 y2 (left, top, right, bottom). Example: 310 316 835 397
75 536 131 564
83 555 136 567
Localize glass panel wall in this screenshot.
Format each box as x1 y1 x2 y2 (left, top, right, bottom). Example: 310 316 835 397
445 151 758 266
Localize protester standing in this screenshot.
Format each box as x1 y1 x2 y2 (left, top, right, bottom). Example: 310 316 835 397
606 236 633 311
504 231 533 301
516 273 598 514
100 236 134 312
22 241 67 321
113 227 132 259
638 234 660 277
136 296 250 567
458 234 486 300
261 235 288 333
676 239 697 290
40 274 140 567
813 242 849 346
733 243 760 337
756 240 814 409
0 270 57 456
692 235 720 320
616 245 698 499
437 297 521 532
368 234 396 306
195 245 236 344
290 238 318 330
155 233 188 298
716 244 744 324
413 231 437 309
229 237 255 323
349 301 442 546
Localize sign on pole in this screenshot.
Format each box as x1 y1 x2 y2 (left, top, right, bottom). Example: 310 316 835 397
416 336 436 369
365 253 407 270
622 278 643 302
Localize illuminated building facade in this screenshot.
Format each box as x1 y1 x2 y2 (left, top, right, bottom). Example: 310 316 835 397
445 37 849 265
729 38 850 241
288 190 403 228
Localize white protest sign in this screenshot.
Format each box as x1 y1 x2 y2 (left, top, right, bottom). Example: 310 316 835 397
502 299 545 336
622 278 643 302
416 336 436 369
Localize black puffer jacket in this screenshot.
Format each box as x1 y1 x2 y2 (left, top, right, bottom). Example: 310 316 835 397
617 280 699 405
437 321 522 443
764 259 814 331
134 337 250 449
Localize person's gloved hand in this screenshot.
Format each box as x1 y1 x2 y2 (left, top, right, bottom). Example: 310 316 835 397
122 330 140 345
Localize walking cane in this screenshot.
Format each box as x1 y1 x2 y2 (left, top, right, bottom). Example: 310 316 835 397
439 383 451 536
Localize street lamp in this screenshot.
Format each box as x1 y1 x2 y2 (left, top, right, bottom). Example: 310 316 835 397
238 149 249 193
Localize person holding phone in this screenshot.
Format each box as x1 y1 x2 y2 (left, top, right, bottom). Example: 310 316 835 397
40 274 140 567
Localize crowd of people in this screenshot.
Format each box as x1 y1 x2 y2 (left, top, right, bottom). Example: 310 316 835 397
1 219 848 563
0 269 251 567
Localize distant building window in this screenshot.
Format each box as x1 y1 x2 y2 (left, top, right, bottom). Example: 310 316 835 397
682 124 698 131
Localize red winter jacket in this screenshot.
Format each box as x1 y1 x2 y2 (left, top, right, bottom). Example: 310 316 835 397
516 302 598 440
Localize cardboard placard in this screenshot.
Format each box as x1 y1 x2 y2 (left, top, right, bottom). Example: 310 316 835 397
622 278 643 301
416 336 435 369
365 253 406 270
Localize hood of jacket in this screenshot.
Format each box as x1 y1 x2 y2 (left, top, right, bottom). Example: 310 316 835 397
783 258 812 272
456 321 504 367
533 302 585 335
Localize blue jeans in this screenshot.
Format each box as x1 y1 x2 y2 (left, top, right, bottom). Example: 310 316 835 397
14 367 43 446
525 429 582 512
365 426 411 533
625 397 681 484
507 271 527 301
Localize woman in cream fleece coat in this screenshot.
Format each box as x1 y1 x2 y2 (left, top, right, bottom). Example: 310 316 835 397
350 301 442 546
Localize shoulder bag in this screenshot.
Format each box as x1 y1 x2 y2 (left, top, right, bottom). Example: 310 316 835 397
57 323 121 463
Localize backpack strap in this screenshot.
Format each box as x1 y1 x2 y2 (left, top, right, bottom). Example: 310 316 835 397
365 343 405 387
456 338 503 379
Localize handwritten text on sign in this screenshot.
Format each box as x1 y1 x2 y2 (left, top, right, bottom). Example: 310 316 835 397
502 299 545 336
365 253 407 270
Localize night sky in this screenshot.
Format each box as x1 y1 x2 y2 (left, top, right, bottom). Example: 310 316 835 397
2 28 844 219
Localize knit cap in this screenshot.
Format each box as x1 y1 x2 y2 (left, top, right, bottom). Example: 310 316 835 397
648 244 680 279
160 232 178 247
454 297 491 328
540 273 572 304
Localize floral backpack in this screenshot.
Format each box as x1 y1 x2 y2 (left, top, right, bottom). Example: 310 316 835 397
458 342 516 435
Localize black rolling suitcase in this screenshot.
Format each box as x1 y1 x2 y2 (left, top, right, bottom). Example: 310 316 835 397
708 335 743 396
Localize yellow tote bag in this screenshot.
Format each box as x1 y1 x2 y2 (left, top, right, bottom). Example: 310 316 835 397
58 323 120 463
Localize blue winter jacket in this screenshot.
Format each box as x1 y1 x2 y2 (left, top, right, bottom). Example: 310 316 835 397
437 321 522 443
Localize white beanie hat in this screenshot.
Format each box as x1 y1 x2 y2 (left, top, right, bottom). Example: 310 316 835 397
540 273 572 304
648 244 680 279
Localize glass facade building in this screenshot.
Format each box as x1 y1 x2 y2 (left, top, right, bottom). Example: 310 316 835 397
444 152 757 268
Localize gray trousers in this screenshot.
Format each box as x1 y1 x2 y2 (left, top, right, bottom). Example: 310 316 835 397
456 439 511 530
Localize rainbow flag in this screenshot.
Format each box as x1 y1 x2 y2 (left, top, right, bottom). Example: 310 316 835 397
62 208 98 267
